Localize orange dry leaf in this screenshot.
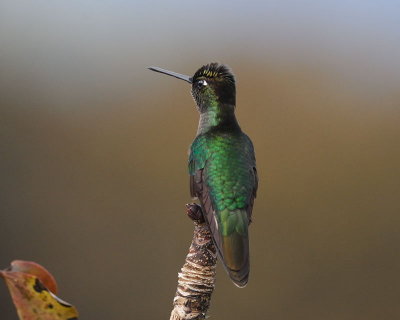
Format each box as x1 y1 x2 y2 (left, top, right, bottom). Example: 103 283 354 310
8 260 59 294
0 260 79 320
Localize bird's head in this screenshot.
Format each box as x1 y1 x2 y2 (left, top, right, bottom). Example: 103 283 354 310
190 63 235 111
148 63 236 113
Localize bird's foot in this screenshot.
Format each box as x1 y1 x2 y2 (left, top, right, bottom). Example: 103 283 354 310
185 203 205 223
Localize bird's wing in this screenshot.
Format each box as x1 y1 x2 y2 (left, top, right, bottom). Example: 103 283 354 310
243 133 258 224
190 163 252 287
190 164 221 251
247 167 258 224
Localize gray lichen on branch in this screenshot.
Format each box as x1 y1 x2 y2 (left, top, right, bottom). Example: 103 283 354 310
169 203 217 320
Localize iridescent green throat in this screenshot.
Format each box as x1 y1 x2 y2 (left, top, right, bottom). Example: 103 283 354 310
196 100 240 135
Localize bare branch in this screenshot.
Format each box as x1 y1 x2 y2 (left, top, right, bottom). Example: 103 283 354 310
169 204 217 320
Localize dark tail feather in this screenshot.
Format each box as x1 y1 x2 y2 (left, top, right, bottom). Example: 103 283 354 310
227 260 249 288
222 230 250 287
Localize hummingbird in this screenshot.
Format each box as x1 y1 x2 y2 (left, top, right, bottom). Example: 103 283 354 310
148 63 258 287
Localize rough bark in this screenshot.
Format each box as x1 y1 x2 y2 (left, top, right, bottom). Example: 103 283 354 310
169 203 217 320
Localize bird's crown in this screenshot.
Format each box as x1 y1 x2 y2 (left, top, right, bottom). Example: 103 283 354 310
193 63 235 83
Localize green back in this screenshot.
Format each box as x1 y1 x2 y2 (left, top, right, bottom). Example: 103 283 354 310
189 131 256 236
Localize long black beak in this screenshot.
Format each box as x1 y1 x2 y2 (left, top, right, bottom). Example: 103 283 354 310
148 66 192 84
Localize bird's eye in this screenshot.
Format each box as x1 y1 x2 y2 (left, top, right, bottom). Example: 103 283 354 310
197 79 208 87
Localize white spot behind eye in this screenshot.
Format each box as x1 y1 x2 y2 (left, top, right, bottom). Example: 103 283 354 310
199 80 208 86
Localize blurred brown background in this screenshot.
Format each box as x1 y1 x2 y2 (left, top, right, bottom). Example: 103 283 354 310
1 1 400 319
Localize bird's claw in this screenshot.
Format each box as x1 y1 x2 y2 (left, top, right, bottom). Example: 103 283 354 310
185 203 205 223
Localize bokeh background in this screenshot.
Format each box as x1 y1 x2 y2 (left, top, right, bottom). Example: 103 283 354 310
1 1 400 319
